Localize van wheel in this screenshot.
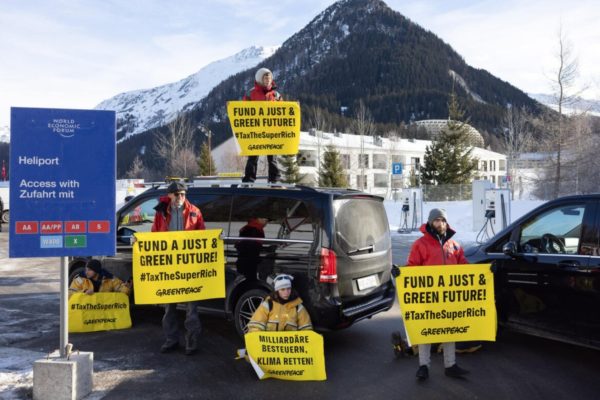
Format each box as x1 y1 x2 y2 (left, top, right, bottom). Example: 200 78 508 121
234 289 268 337
1 210 8 224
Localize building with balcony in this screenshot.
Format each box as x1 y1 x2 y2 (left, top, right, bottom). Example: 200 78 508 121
211 130 506 198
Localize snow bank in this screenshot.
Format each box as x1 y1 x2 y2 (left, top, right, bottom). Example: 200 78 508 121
0 347 45 399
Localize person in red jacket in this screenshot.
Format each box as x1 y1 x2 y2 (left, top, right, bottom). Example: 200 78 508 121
406 208 470 381
152 181 205 355
241 67 282 184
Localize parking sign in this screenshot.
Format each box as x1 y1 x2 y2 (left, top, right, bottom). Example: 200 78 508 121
392 162 403 175
9 107 116 257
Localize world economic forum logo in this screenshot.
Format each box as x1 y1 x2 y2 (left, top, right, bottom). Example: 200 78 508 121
47 118 80 138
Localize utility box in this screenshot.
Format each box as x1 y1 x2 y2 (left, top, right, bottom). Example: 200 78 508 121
472 180 494 232
398 188 423 233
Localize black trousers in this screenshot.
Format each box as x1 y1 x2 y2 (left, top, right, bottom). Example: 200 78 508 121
242 155 281 183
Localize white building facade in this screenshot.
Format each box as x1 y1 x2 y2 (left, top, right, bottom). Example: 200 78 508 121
211 130 507 198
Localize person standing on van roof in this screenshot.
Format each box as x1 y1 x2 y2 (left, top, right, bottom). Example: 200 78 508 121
404 208 470 380
235 216 268 281
152 182 206 355
247 274 312 332
69 259 131 298
241 67 282 184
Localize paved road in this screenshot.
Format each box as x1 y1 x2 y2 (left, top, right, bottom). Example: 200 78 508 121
1 232 599 399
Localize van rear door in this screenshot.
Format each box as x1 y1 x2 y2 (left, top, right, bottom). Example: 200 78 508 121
332 195 392 300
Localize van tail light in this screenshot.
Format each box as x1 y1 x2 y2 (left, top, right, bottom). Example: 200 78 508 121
319 248 338 283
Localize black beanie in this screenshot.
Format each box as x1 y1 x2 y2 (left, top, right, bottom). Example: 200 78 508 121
86 259 102 274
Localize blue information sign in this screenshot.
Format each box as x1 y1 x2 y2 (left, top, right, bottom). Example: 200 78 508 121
9 107 116 258
392 162 403 175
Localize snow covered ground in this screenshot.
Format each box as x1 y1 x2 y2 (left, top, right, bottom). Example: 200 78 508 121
385 199 545 244
0 196 546 398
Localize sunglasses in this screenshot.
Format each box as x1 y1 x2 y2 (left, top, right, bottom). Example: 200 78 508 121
172 192 186 197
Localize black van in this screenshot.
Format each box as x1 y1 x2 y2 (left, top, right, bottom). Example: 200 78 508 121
69 183 395 336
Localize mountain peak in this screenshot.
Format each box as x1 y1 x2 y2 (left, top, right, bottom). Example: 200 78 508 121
233 45 278 62
96 45 277 142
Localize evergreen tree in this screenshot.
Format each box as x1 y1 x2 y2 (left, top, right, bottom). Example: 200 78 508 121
198 142 217 176
420 93 479 185
318 145 348 188
280 154 304 184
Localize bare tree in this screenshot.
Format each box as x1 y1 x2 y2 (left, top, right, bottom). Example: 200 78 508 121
305 106 330 177
306 106 329 132
560 113 596 194
546 26 582 198
171 148 198 178
153 113 195 176
502 105 533 199
126 155 145 179
352 100 376 190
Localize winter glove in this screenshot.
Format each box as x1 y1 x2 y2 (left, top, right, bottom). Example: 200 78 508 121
391 264 401 278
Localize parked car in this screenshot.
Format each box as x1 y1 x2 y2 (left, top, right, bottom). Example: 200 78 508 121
466 194 600 350
69 182 395 336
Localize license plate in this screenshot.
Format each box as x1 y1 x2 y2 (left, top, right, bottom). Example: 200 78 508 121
357 274 378 291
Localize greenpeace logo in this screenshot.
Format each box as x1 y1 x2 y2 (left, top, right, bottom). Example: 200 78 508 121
420 326 470 337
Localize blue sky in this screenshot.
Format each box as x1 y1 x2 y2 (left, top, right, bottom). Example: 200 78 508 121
1 0 599 127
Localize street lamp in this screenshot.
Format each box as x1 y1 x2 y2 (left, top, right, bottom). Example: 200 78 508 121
197 124 212 176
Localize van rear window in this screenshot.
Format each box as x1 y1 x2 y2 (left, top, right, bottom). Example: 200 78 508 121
334 198 390 255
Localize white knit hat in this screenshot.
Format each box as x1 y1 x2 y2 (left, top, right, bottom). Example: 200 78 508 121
255 67 272 84
274 274 293 291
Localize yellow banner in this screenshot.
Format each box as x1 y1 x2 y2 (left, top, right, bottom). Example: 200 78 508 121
132 229 225 304
68 292 131 333
395 264 496 345
244 331 327 381
227 101 301 156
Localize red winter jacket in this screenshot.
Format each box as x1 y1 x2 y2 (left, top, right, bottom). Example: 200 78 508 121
243 81 283 101
151 196 205 232
406 223 468 266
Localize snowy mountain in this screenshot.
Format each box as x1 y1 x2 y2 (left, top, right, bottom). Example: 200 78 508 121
95 45 278 143
116 0 543 176
529 93 600 116
195 0 539 139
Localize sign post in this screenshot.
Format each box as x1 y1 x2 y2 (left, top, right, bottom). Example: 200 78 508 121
9 107 116 357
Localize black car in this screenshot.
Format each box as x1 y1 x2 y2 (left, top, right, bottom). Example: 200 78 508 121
466 194 600 349
69 183 395 336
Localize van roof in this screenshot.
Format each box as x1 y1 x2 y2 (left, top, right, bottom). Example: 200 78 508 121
138 181 384 200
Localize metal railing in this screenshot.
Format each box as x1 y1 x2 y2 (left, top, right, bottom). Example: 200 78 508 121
421 184 473 201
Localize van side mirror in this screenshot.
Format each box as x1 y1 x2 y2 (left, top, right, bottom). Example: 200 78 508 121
502 241 518 258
